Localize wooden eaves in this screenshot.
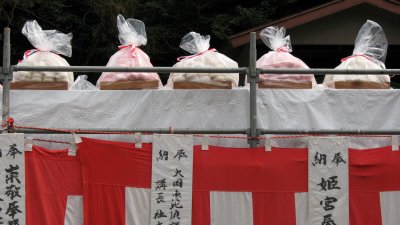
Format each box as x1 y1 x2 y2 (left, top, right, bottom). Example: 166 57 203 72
228 0 400 48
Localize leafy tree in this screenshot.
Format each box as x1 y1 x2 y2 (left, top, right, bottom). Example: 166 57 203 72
1 0 331 83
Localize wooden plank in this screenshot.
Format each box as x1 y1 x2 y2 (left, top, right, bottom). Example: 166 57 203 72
334 81 391 89
100 80 159 90
173 81 232 89
258 80 313 89
11 82 68 90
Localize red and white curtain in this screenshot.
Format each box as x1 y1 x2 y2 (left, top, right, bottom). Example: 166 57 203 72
22 135 400 225
25 145 83 225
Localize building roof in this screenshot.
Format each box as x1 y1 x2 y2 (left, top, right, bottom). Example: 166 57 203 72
229 0 400 48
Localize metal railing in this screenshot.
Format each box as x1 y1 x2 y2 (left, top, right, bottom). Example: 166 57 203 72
2 27 400 147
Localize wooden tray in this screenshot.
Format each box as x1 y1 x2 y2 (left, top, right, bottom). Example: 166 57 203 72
334 81 390 89
173 81 232 89
100 80 159 90
258 80 312 89
11 82 68 90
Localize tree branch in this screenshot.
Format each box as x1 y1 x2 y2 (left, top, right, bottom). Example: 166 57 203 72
7 0 19 26
14 5 68 32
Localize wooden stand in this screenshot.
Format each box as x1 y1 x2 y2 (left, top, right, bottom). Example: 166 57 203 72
258 80 312 89
100 80 159 90
334 81 390 89
11 82 69 90
173 81 232 89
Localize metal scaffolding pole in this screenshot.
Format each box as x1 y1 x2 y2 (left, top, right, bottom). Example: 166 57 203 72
259 129 400 135
14 128 249 135
248 32 259 147
14 127 400 135
14 66 248 74
2 28 11 133
13 66 400 75
259 68 400 75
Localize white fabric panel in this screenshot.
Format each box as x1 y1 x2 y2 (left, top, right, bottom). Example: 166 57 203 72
210 191 253 225
295 192 309 225
380 191 400 225
7 89 249 130
126 187 150 225
257 89 400 130
64 195 83 225
267 136 393 150
5 89 400 130
7 89 400 149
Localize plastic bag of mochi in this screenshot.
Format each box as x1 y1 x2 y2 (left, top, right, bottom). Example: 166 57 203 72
97 14 161 87
166 32 239 88
71 75 98 90
13 20 74 86
323 20 390 89
256 26 316 88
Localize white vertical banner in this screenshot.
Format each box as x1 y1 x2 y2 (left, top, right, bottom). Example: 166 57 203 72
151 134 193 225
0 133 25 225
308 137 349 225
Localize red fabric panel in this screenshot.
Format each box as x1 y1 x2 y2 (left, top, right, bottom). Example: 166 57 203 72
193 146 308 192
25 145 83 225
79 137 152 188
252 192 296 225
193 145 400 192
193 145 305 225
83 184 125 225
349 146 400 191
192 145 400 225
78 138 152 225
348 146 400 225
350 192 382 225
192 191 210 225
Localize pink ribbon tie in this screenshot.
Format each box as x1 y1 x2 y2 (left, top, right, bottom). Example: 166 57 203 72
177 48 217 62
18 49 39 63
276 47 289 53
341 54 373 62
119 45 138 58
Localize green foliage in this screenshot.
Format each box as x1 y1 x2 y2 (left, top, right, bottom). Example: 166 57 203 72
1 0 331 74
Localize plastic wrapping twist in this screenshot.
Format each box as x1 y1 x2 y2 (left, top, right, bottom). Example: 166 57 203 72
167 32 239 88
353 20 388 64
260 26 292 53
97 14 161 87
323 20 390 89
256 26 316 88
12 20 74 86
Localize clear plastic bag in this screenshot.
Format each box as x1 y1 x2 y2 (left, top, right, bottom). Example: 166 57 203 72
323 20 390 89
71 75 98 90
97 14 161 87
256 26 316 88
12 20 74 86
166 32 239 88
